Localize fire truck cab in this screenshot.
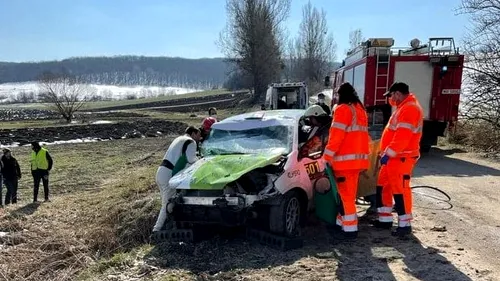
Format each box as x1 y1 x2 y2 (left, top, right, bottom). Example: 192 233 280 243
326 37 464 152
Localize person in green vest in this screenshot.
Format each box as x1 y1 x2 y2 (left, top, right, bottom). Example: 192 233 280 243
152 126 201 233
30 142 53 202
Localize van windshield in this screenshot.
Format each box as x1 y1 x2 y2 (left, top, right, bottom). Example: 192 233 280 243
201 125 292 156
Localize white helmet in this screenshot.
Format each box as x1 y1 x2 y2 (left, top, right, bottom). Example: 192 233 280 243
304 105 327 117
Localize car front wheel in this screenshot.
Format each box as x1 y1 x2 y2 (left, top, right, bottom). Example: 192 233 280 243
269 190 303 237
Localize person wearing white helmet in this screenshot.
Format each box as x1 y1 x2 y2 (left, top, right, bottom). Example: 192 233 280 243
299 105 332 146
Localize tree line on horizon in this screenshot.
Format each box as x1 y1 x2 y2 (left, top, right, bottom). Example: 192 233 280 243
0 56 230 89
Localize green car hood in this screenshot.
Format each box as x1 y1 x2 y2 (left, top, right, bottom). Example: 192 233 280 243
168 153 283 190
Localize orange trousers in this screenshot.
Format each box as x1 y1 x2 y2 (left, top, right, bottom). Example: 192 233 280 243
334 169 361 232
376 156 418 228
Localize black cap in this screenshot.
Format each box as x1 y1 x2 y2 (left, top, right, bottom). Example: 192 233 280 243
383 82 409 97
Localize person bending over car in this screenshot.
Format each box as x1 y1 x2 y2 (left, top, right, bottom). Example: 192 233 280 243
299 105 331 147
153 126 201 233
323 82 370 241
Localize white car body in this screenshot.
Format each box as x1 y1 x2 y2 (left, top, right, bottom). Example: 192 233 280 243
168 109 329 209
169 109 330 224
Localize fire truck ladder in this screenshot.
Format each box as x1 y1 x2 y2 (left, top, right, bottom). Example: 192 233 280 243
373 48 391 126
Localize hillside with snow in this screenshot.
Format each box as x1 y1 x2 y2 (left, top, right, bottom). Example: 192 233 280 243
0 82 201 103
0 56 229 89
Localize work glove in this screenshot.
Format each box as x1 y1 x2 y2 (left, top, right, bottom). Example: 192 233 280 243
380 154 389 165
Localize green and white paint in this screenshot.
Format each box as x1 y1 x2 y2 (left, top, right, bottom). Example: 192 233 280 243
169 153 283 190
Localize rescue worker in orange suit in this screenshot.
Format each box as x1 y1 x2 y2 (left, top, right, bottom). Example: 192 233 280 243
372 82 424 238
324 82 370 240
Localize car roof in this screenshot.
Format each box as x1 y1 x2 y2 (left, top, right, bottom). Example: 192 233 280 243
212 109 305 131
221 109 305 122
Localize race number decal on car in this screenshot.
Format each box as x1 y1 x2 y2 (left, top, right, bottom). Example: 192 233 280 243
304 161 322 180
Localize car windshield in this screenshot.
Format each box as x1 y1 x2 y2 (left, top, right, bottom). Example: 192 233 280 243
201 125 292 156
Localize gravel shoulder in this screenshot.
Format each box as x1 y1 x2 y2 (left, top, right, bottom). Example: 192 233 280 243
408 146 500 281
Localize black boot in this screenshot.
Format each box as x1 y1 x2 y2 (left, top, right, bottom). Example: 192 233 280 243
326 224 342 235
392 226 412 238
370 220 393 230
332 230 358 242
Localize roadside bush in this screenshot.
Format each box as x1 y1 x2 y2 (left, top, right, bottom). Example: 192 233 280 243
125 93 137 100
448 121 500 152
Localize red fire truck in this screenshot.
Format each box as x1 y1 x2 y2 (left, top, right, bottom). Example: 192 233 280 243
326 37 464 152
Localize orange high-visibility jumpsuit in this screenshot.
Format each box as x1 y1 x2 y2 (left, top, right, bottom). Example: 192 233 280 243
324 103 370 233
377 93 424 229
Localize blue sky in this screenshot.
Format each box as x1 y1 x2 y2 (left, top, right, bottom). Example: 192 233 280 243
0 0 470 62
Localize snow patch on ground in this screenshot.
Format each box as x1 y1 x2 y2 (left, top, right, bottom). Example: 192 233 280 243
0 82 201 103
91 120 114 125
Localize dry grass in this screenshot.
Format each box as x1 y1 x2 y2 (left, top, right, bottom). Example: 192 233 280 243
447 121 500 154
0 119 62 129
0 137 171 281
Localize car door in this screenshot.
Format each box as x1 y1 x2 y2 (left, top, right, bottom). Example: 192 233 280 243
297 134 328 194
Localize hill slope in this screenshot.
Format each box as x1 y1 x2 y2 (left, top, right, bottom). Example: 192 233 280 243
0 56 230 89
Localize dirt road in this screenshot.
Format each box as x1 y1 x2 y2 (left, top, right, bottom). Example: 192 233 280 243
407 147 500 281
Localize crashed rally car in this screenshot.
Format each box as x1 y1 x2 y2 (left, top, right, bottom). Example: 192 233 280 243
167 109 378 237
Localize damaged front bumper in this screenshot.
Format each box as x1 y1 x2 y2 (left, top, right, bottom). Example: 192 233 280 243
167 173 281 226
167 194 264 226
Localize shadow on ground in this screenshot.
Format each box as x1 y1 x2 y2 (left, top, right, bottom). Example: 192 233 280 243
333 216 474 281
142 212 474 280
8 202 41 218
415 147 500 178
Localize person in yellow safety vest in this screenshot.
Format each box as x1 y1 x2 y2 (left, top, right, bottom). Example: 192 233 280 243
30 142 53 202
152 126 201 233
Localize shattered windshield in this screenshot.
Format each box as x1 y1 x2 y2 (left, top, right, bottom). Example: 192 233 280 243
201 125 292 156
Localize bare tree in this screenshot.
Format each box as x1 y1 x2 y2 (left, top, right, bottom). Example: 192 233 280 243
37 72 92 123
348 28 365 53
218 0 291 103
457 0 500 130
283 38 300 81
293 1 337 86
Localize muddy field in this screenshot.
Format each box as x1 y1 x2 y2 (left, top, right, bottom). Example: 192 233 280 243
89 90 251 112
0 108 150 122
0 119 188 145
0 109 60 121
